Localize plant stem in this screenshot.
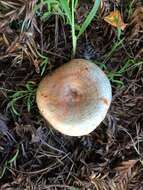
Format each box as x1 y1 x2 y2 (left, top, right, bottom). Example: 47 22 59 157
71 0 76 57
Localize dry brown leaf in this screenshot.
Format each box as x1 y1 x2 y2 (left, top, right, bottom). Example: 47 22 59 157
104 10 127 30
113 160 138 190
131 6 143 30
100 0 121 17
129 6 143 39
0 0 38 68
135 48 143 59
90 173 109 190
127 6 143 58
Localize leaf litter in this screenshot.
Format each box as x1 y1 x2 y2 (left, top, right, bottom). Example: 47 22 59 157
0 0 143 189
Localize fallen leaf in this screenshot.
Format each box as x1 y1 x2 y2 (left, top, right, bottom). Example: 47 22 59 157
90 173 109 190
113 160 138 190
104 10 127 30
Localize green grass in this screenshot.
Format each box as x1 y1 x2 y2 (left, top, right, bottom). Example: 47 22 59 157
99 22 143 88
126 0 136 18
106 58 143 87
102 38 125 65
39 0 101 57
0 55 48 119
36 51 49 76
94 56 143 88
6 81 37 117
0 147 19 179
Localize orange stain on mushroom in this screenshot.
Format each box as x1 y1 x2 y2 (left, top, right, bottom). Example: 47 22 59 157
41 93 48 98
100 98 109 106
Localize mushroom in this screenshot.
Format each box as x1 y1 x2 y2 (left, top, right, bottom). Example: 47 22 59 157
36 59 112 136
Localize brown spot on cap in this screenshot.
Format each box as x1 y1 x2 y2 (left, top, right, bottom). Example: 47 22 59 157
40 93 48 98
100 98 109 106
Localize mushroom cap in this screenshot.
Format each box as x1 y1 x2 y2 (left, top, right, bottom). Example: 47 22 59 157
36 59 112 136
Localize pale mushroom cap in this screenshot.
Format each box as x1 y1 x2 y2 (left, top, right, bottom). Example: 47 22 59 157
36 59 112 136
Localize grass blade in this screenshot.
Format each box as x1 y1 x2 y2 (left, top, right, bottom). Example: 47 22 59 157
78 0 101 38
8 148 19 164
59 0 71 24
74 0 78 9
